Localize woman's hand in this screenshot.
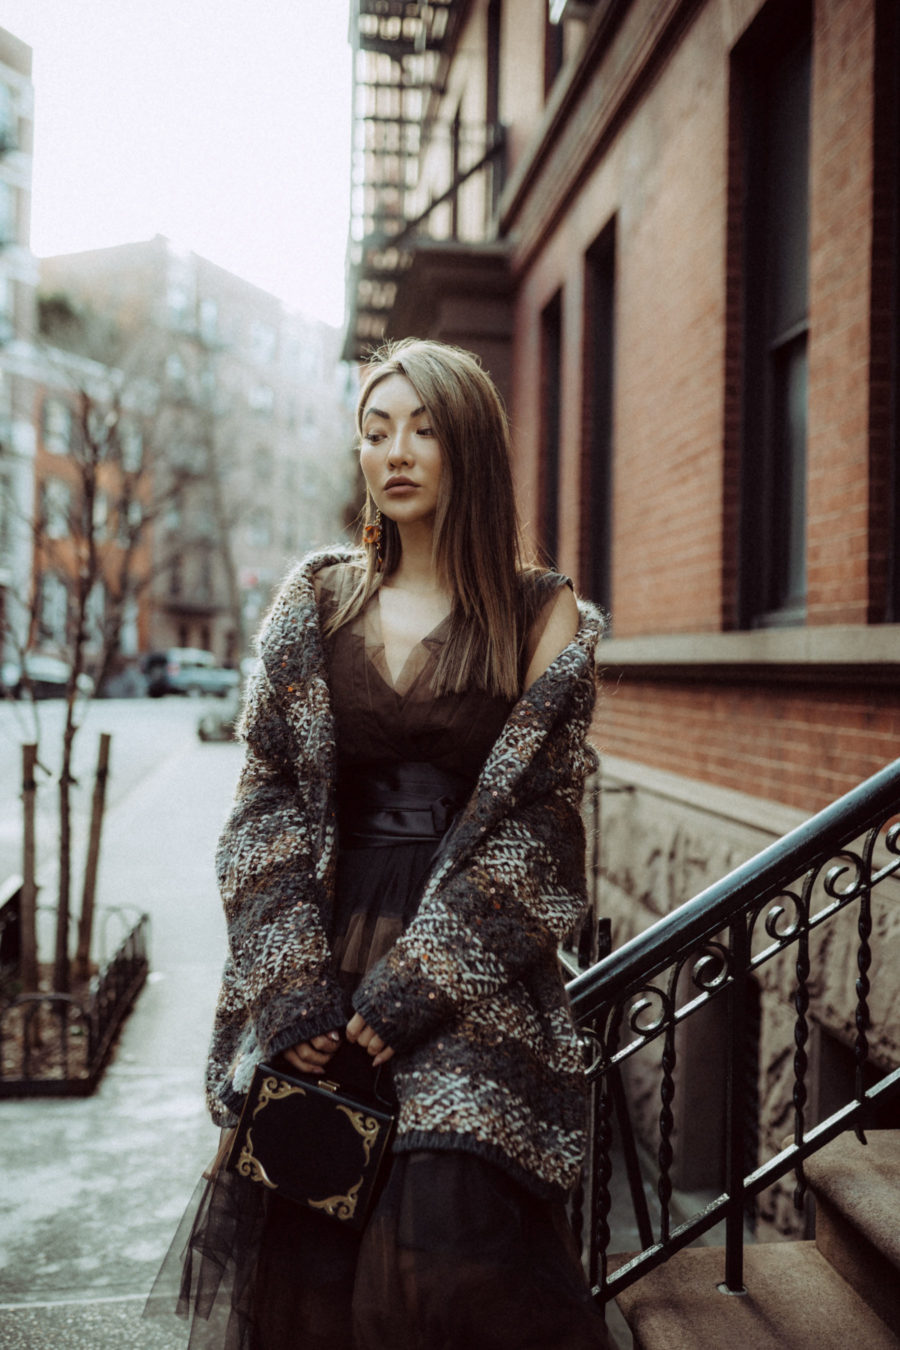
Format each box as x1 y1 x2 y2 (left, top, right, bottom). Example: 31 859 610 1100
346 1012 394 1068
283 1030 341 1076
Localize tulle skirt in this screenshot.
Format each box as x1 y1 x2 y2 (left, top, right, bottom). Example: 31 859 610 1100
146 782 608 1348
145 1140 608 1350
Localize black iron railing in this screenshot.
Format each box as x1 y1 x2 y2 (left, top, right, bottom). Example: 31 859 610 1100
0 912 149 1096
566 757 900 1303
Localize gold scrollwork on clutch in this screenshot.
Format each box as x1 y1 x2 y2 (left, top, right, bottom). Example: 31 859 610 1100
308 1176 364 1222
235 1075 307 1192
235 1125 277 1189
336 1106 381 1166
254 1075 306 1118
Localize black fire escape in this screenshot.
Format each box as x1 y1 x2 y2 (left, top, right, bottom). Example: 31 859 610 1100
343 1 510 369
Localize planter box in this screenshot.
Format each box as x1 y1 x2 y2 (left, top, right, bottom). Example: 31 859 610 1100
0 914 149 1097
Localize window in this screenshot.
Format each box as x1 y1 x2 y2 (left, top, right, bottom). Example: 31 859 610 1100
199 298 218 344
86 580 106 645
249 383 275 415
0 82 15 150
43 399 73 455
487 0 503 215
736 6 811 627
39 572 68 645
582 222 616 612
120 421 143 472
247 507 273 550
283 514 299 552
41 478 71 539
118 497 142 544
169 555 183 597
120 598 139 656
166 353 189 395
0 181 14 245
249 320 277 365
254 446 274 482
886 2 900 619
197 554 213 601
539 291 563 567
92 491 108 541
0 468 13 564
543 9 565 96
0 272 12 337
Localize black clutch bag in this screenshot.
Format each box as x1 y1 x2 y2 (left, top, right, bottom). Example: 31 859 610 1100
226 1061 396 1230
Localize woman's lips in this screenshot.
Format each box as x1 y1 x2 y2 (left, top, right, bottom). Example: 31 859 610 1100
384 481 417 496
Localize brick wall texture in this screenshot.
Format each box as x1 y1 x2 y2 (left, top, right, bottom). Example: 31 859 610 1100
505 0 897 813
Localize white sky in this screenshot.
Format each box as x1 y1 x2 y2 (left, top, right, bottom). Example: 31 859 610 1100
0 0 353 326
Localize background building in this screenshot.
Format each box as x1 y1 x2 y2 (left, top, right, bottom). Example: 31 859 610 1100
343 0 900 1239
40 236 357 665
0 25 39 667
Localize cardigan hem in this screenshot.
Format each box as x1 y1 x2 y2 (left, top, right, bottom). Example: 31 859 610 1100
393 1128 572 1203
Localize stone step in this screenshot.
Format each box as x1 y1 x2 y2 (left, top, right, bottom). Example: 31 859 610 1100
613 1241 900 1350
805 1128 900 1334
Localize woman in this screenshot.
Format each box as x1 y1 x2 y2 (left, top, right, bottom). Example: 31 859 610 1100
153 339 607 1349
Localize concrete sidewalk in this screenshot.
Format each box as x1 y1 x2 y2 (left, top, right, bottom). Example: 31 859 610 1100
0 735 243 1349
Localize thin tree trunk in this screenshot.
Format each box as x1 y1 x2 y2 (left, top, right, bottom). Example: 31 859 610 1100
75 732 111 981
20 744 38 992
53 700 78 993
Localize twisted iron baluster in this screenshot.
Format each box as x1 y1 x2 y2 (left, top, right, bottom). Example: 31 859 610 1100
657 1019 676 1243
591 1006 619 1294
593 1072 614 1294
574 1128 588 1252
792 921 810 1209
854 878 873 1145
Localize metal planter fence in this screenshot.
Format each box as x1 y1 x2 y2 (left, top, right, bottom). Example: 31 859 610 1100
0 909 149 1097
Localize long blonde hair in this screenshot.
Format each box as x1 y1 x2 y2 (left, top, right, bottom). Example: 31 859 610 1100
326 338 535 699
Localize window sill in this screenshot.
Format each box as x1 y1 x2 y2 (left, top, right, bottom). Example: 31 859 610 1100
597 626 900 685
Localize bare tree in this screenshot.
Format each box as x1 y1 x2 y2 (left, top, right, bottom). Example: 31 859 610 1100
1 303 237 992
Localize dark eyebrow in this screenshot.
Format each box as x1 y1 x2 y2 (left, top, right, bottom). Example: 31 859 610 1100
362 404 428 422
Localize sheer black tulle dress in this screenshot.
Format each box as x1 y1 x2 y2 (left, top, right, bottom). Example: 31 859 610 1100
145 565 608 1350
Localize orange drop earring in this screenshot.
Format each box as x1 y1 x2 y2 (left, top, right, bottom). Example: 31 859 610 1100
363 508 383 570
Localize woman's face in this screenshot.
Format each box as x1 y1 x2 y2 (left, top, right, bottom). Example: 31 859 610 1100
359 373 443 530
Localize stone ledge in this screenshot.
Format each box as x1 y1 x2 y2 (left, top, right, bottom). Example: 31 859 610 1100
598 754 808 840
597 626 900 685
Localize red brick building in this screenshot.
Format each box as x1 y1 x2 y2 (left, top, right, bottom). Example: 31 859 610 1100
344 0 900 1230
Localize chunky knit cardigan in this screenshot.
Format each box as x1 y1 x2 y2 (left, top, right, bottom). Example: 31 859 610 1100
207 547 603 1199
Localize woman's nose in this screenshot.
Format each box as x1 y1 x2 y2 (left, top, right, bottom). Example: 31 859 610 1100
387 432 413 466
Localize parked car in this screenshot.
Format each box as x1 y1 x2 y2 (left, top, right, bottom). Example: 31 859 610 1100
196 657 258 741
143 648 240 698
0 653 94 700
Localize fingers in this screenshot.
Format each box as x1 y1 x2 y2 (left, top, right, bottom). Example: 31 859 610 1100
284 1030 341 1076
346 1014 394 1067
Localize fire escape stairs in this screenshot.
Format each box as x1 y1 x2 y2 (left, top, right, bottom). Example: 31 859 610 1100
612 1128 900 1348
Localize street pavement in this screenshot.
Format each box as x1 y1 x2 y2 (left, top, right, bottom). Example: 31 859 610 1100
0 703 638 1349
0 727 243 1349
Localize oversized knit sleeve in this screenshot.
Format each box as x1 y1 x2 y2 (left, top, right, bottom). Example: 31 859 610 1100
351 623 599 1056
214 661 347 1060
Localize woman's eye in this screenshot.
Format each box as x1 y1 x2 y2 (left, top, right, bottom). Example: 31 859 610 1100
364 431 383 444
417 426 434 437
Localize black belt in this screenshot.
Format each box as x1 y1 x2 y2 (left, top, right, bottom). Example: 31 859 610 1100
337 760 471 848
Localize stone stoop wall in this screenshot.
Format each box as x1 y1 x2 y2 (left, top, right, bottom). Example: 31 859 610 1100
592 754 900 1241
